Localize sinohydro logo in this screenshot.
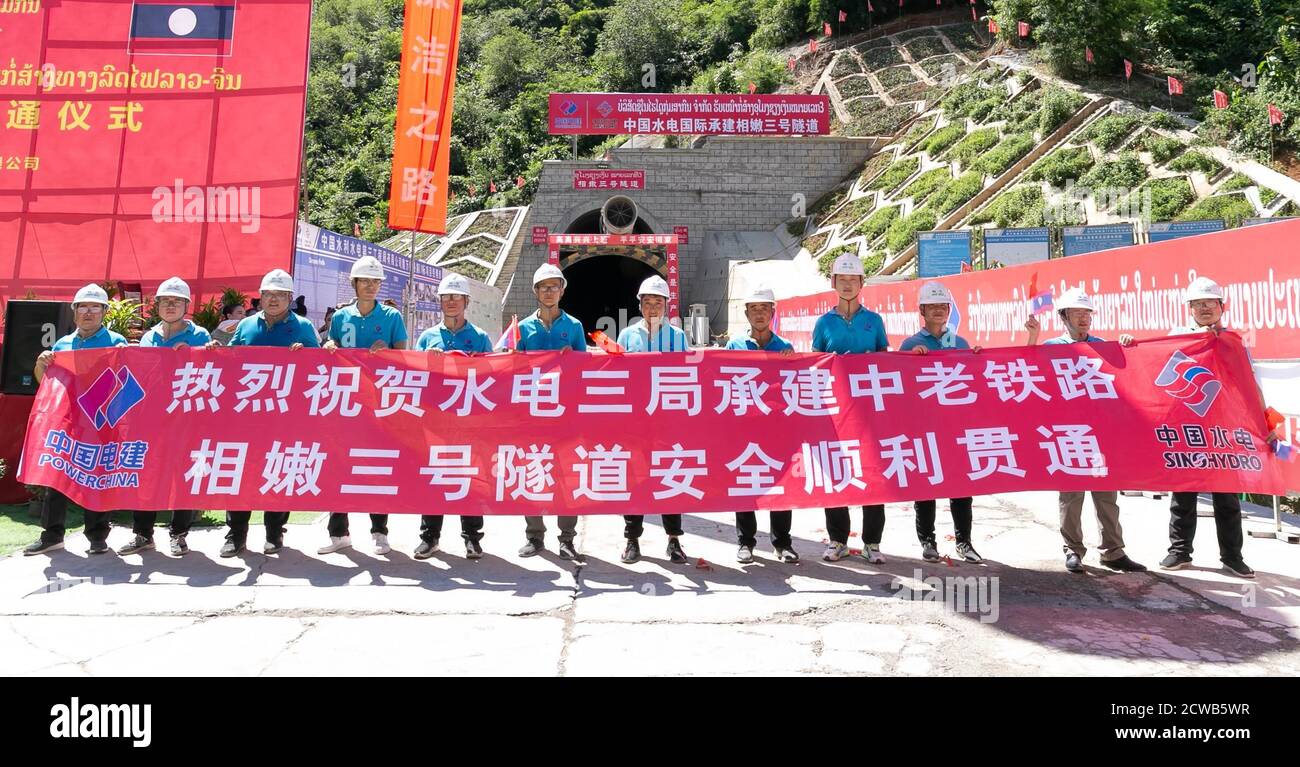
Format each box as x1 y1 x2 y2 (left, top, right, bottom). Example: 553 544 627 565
77 367 146 429
49 698 151 748
1153 350 1221 417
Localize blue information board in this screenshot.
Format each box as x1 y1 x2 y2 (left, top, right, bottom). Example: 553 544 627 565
984 227 1050 267
917 230 972 277
1062 224 1134 257
1148 220 1224 242
1243 216 1298 227
292 222 444 337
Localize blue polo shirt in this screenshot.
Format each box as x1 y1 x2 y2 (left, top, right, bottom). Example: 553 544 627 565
1044 332 1104 345
812 305 889 354
726 330 794 352
140 320 212 348
416 321 493 353
228 312 320 348
52 325 127 351
617 320 689 352
518 310 587 352
329 302 408 349
899 328 970 351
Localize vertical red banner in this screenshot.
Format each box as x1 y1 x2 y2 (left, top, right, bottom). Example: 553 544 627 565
666 242 680 323
387 0 464 235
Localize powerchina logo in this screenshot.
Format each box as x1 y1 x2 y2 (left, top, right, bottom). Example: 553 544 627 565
78 367 146 430
49 698 151 748
1154 350 1221 417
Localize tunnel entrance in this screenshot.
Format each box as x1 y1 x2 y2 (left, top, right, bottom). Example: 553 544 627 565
559 251 660 337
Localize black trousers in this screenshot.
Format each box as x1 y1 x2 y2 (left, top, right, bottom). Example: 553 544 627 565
327 513 389 537
420 515 483 543
224 511 291 543
623 515 684 540
39 490 111 544
131 511 195 538
1169 492 1244 563
915 498 973 545
825 505 885 545
735 511 792 548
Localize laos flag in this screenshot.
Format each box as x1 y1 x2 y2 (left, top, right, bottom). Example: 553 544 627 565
129 2 237 56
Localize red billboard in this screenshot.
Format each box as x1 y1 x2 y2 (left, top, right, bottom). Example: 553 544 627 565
0 0 313 304
548 93 831 136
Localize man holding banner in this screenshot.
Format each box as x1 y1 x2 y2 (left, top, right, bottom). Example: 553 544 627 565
618 275 690 564
119 277 210 557
319 256 409 557
1025 288 1148 574
23 284 128 557
813 252 890 564
414 273 492 560
1159 277 1257 579
516 264 585 561
725 287 800 564
899 282 984 564
217 269 320 558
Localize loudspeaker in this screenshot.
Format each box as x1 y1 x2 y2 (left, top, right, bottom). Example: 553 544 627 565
2 300 75 395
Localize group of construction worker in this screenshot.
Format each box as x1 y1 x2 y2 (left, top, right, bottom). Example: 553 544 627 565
21 252 1259 579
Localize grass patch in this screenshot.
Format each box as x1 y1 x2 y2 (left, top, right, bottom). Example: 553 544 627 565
922 123 966 155
1166 151 1224 175
970 184 1046 227
834 75 875 100
900 167 952 205
852 205 902 241
970 132 1034 176
865 156 920 192
1123 176 1196 221
0 503 321 557
942 126 999 164
1083 112 1143 151
1026 146 1094 186
830 54 864 79
876 65 919 90
1079 151 1148 191
1176 193 1256 228
884 206 939 252
900 116 937 150
931 171 985 215
904 36 949 61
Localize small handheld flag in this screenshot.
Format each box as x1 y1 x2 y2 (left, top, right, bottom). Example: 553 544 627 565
495 315 520 351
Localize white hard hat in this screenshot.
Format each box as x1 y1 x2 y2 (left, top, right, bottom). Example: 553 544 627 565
744 287 777 306
1186 276 1224 302
260 269 294 294
831 252 865 277
72 283 109 307
1057 287 1095 312
155 277 191 302
438 273 472 297
637 276 671 299
350 256 385 281
917 281 952 306
532 263 567 289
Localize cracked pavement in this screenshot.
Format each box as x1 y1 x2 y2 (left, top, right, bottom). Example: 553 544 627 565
1 491 1297 676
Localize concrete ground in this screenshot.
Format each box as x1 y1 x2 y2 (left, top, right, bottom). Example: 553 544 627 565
1 491 1297 676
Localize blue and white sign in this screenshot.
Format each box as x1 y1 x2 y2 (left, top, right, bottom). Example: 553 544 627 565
917 230 972 278
984 227 1050 267
293 222 444 338
1062 224 1134 257
1243 216 1298 227
1148 220 1224 242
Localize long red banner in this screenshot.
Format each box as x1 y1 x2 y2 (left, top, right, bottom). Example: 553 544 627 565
18 334 1290 513
776 220 1300 359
